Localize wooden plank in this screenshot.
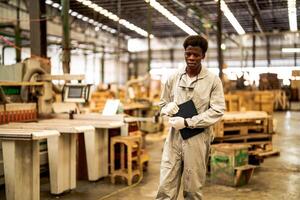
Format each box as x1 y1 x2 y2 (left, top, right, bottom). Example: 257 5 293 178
37 74 85 81
0 128 59 140
0 81 45 86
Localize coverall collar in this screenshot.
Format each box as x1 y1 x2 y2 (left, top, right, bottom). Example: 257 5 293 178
178 66 209 89
179 66 209 80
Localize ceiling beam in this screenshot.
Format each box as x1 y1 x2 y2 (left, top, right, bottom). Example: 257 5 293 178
246 0 266 33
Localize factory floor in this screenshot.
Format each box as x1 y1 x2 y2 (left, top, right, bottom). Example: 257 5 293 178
0 111 300 200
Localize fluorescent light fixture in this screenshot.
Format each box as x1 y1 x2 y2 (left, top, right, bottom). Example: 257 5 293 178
88 19 94 24
52 3 60 8
82 0 92 6
288 0 298 32
282 48 300 53
218 0 245 35
45 0 53 5
82 16 88 21
145 0 197 35
75 0 152 37
221 43 226 50
71 11 78 17
48 2 128 37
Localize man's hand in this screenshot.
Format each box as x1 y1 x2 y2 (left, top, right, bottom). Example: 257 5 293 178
161 102 179 116
168 117 186 130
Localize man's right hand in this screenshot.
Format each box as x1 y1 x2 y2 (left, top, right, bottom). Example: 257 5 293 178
161 102 179 116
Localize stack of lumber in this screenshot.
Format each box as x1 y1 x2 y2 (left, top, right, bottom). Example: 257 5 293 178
259 73 280 90
89 90 115 112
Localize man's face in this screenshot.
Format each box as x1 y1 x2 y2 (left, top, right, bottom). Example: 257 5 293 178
184 45 205 69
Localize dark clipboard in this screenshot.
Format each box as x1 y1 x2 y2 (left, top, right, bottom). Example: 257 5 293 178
174 99 205 140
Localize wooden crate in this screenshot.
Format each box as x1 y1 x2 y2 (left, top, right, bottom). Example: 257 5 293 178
253 91 274 114
210 144 255 186
225 94 241 111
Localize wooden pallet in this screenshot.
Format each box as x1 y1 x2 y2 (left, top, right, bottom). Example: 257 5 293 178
214 111 272 138
213 133 273 145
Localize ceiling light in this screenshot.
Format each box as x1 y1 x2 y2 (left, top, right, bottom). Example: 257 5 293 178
102 25 108 30
77 14 83 19
89 3 98 9
82 16 88 21
221 43 226 50
52 3 60 8
82 0 92 6
95 7 103 12
75 0 152 37
288 0 298 32
45 0 53 5
110 29 117 34
71 11 78 17
282 48 300 53
219 0 245 35
145 0 197 35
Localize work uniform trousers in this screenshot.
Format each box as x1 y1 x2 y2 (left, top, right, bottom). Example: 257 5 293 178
156 130 212 200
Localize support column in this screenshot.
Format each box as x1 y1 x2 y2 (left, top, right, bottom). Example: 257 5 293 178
100 46 105 83
15 0 21 63
147 3 152 72
217 0 224 80
61 0 70 73
28 0 47 71
252 17 256 68
266 35 271 67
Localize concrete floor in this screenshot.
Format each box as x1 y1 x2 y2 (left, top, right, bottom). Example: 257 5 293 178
0 111 300 200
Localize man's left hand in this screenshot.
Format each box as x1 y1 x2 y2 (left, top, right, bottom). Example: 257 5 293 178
168 117 186 130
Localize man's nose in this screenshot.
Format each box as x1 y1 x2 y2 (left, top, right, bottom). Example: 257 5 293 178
188 55 196 60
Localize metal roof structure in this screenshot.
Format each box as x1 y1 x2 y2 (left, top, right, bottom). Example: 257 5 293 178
53 0 300 38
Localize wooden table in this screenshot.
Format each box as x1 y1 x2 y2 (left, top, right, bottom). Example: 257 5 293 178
40 118 126 181
1 122 92 195
0 128 59 200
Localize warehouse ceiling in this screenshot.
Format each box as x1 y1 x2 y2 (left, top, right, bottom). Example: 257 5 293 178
50 0 300 38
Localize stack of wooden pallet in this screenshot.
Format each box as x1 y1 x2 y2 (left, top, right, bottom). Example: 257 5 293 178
228 90 288 113
89 90 116 112
213 111 279 164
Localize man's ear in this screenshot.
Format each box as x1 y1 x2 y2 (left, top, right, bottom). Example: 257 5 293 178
202 54 206 59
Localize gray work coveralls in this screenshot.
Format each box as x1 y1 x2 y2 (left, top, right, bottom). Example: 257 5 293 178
156 67 225 200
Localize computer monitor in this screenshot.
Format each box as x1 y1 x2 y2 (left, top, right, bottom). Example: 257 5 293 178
63 83 91 103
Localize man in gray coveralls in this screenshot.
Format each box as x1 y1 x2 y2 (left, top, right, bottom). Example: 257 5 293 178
156 35 226 200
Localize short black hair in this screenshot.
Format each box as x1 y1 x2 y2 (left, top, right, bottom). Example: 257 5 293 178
183 35 208 54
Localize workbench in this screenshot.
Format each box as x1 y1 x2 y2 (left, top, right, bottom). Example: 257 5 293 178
1 122 90 195
0 128 59 200
39 117 125 181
